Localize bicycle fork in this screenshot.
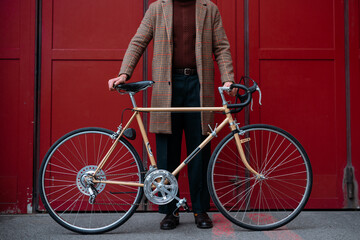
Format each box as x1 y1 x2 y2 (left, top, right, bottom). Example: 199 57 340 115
226 108 263 178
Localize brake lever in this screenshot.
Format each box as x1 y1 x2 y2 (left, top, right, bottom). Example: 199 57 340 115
248 79 262 110
249 82 262 111
257 86 262 106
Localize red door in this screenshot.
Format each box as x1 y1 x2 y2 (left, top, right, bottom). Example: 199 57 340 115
39 0 146 209
249 0 347 208
0 0 35 213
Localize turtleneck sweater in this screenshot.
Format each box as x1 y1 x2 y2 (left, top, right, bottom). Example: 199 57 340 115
173 0 196 69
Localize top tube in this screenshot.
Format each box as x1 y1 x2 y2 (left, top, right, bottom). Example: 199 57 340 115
115 80 260 111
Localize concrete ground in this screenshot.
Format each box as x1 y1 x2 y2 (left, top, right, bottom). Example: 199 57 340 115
0 211 359 240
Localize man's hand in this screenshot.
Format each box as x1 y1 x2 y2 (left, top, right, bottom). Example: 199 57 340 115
223 81 237 97
108 74 127 91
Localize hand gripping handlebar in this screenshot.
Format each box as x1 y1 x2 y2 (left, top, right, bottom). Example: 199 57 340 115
222 78 262 113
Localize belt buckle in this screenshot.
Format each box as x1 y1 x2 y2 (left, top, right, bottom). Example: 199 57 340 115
184 68 191 76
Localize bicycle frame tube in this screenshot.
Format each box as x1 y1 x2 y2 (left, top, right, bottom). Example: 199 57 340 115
93 98 260 187
94 111 138 175
135 107 226 112
136 105 259 177
133 106 227 168
172 115 229 176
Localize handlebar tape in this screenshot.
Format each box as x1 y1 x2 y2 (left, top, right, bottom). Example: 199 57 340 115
227 83 257 109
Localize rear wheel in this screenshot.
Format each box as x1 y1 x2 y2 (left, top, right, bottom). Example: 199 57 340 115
39 127 144 234
208 124 312 230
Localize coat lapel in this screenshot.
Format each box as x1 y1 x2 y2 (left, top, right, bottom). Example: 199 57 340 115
161 0 173 42
196 0 207 42
195 0 207 84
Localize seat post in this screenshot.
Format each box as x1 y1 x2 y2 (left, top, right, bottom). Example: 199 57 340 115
129 92 137 108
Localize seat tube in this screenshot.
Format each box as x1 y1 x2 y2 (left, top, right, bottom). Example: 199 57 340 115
135 112 157 167
130 93 157 167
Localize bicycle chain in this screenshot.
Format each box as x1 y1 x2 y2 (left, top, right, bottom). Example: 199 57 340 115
93 171 149 206
95 171 147 178
94 202 151 206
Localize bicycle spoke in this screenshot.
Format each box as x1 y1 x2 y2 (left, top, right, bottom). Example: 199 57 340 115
66 139 87 167
209 125 312 230
45 184 77 197
40 128 144 233
48 162 78 174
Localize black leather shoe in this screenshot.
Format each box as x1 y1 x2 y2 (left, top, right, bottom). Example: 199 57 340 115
194 212 213 229
160 214 180 230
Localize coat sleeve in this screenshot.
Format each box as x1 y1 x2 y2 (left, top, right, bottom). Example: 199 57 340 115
119 5 154 79
212 6 235 84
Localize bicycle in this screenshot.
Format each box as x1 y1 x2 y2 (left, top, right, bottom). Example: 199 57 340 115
39 78 312 234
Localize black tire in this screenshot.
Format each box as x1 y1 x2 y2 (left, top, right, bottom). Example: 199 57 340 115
208 124 312 230
39 127 144 234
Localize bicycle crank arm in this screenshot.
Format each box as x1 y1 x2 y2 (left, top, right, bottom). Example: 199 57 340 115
158 184 190 211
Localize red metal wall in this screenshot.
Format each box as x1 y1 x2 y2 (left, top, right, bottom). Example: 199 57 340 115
1 0 359 213
248 0 348 208
39 0 144 153
0 0 35 213
38 0 146 210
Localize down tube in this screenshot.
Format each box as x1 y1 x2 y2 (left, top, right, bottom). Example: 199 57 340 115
172 117 230 177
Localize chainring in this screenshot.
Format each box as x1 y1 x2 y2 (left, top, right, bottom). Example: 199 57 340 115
143 169 178 205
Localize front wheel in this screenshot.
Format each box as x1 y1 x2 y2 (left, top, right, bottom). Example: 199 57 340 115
39 127 144 234
208 124 312 231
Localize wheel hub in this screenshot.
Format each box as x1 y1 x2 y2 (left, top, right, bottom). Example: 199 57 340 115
76 165 106 196
256 174 266 181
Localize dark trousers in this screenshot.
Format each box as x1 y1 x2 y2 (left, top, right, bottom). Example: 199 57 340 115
156 73 211 214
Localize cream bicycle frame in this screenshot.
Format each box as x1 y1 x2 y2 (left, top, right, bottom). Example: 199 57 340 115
92 87 260 187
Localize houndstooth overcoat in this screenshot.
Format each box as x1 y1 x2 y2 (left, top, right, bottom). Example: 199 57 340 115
119 0 234 135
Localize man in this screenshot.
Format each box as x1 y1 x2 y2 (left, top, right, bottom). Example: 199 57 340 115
108 0 235 230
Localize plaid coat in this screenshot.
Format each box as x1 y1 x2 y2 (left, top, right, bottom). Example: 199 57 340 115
119 0 234 134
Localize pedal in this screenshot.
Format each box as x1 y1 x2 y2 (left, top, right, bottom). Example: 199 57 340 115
176 198 190 212
183 202 190 212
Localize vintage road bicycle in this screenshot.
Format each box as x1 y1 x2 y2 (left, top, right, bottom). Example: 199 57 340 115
39 78 312 234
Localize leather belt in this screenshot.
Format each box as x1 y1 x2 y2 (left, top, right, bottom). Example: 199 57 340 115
173 68 197 76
